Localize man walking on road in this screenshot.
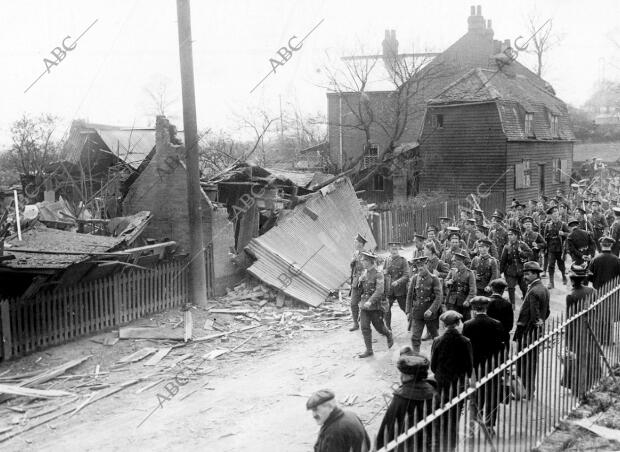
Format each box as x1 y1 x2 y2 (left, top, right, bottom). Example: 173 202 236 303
349 234 367 331
406 256 443 354
543 206 569 289
384 242 410 331
357 251 393 358
445 252 476 321
500 228 532 304
487 278 514 335
513 262 550 398
307 389 370 452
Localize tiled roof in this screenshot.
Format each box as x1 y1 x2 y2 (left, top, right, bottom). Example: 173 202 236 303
429 68 575 141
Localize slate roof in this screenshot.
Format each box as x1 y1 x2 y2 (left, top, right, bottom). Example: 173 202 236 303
429 68 575 141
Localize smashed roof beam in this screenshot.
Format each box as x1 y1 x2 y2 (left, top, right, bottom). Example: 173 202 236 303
244 177 376 307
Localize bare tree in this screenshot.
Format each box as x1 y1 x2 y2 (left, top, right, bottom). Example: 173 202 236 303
321 43 450 190
8 114 61 178
141 76 180 126
520 13 563 78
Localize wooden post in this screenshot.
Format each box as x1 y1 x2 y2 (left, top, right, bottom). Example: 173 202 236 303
1 300 12 360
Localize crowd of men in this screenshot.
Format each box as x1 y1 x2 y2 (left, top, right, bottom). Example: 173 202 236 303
307 176 620 452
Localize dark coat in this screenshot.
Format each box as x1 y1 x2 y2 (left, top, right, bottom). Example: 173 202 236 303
431 328 473 388
463 314 508 370
470 254 499 292
543 219 569 253
500 240 533 277
515 279 549 339
376 379 437 451
612 220 620 256
487 294 514 335
566 228 596 262
589 251 620 289
314 407 370 452
406 271 443 320
359 267 386 312
384 255 410 298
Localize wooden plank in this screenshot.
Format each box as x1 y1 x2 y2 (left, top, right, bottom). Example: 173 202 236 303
117 347 157 364
70 378 143 416
144 347 172 366
0 384 74 398
0 300 11 360
118 327 185 341
193 324 260 342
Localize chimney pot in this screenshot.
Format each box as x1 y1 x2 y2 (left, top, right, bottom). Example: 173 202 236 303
477 5 482 16
385 30 390 39
487 19 492 29
470 5 475 15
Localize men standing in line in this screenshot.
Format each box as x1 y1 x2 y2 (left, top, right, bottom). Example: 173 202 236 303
500 228 532 306
470 239 499 296
306 389 370 452
487 278 514 334
383 242 410 331
406 256 443 354
445 252 477 321
463 296 508 436
513 262 550 398
542 206 569 289
431 311 473 452
357 251 393 358
348 234 367 331
566 218 596 266
589 199 608 252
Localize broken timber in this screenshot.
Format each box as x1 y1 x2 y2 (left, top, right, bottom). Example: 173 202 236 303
119 327 185 341
0 384 74 399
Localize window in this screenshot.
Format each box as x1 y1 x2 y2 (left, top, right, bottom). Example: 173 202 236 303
552 158 561 183
363 144 378 169
525 113 534 137
431 114 444 129
373 174 385 191
515 160 532 189
550 114 559 137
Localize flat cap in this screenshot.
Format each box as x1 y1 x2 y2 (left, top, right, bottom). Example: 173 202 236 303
489 278 508 292
439 216 451 222
590 199 601 205
508 227 521 235
306 389 335 410
427 225 438 232
574 207 586 215
411 255 429 265
521 216 534 224
477 224 489 234
470 296 491 309
387 241 402 248
452 252 467 261
440 310 463 326
600 236 616 245
568 263 591 279
397 355 430 376
361 250 378 260
546 206 558 215
567 218 580 227
466 218 477 224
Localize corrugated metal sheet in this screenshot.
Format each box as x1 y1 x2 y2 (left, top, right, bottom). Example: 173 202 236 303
97 129 156 169
245 178 376 307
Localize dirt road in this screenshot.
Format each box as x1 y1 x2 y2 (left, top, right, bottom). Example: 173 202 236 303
2 274 570 452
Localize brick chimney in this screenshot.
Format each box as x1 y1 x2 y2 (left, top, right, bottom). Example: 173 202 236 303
467 4 486 33
382 29 398 59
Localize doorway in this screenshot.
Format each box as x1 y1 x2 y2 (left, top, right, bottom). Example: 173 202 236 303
538 164 545 196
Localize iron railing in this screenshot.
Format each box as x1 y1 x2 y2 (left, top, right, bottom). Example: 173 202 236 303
375 275 620 451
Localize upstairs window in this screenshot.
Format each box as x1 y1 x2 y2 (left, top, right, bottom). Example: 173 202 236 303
525 113 534 137
431 114 444 129
550 114 559 137
363 144 378 169
552 158 569 183
515 160 532 189
373 174 385 191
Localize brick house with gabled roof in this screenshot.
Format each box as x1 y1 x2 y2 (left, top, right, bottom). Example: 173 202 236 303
418 67 575 207
326 5 559 204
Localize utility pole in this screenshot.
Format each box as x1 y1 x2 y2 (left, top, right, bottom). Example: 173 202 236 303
176 0 208 306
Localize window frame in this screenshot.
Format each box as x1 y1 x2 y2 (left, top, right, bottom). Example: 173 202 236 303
524 113 534 137
431 114 444 129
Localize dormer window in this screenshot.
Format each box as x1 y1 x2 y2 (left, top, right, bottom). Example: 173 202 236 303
431 114 444 129
525 113 534 137
550 114 559 137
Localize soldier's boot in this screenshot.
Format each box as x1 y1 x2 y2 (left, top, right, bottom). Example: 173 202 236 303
547 271 555 289
385 309 392 331
411 343 421 354
358 333 373 358
507 288 516 308
349 305 359 331
386 330 394 349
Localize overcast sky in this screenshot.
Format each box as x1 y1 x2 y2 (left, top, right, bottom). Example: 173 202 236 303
1 0 619 147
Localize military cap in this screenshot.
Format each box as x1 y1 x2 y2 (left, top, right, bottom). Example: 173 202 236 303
600 236 616 245
575 207 586 215
440 310 463 326
568 263 591 279
546 206 558 215
590 199 601 205
559 202 569 209
478 238 493 247
510 199 518 208
306 389 335 410
452 252 467 261
523 261 544 273
361 250 378 260
448 232 461 240
396 355 430 376
521 216 534 224
507 227 521 235
466 218 477 224
470 296 491 309
411 255 429 265
414 233 427 241
477 224 489 234
567 218 580 227
439 216 451 222
427 225 438 232
447 226 460 232
387 241 403 248
571 183 580 189
491 210 504 220
355 233 367 244
489 278 508 292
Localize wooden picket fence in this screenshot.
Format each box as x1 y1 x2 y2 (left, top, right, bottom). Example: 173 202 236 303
0 259 190 361
369 191 505 249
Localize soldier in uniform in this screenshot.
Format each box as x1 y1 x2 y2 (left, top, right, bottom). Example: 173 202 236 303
471 224 499 259
438 216 451 243
490 211 508 253
411 234 426 260
462 218 478 254
589 199 608 252
424 242 450 278
574 207 593 234
406 256 443 353
521 216 546 264
357 251 394 358
445 252 477 321
471 239 499 296
473 207 485 226
612 207 620 256
383 242 411 331
457 208 471 230
348 234 367 331
566 218 596 266
558 202 570 223
542 206 569 289
441 231 471 267
513 262 550 398
426 225 444 256
500 228 532 306
507 202 525 232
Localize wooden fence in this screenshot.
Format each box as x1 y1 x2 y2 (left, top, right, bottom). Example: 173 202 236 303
0 259 190 361
369 191 505 250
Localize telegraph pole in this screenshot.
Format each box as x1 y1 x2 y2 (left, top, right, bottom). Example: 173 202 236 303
176 0 208 306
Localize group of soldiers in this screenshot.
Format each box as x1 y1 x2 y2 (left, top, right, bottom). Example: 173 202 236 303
308 177 620 451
